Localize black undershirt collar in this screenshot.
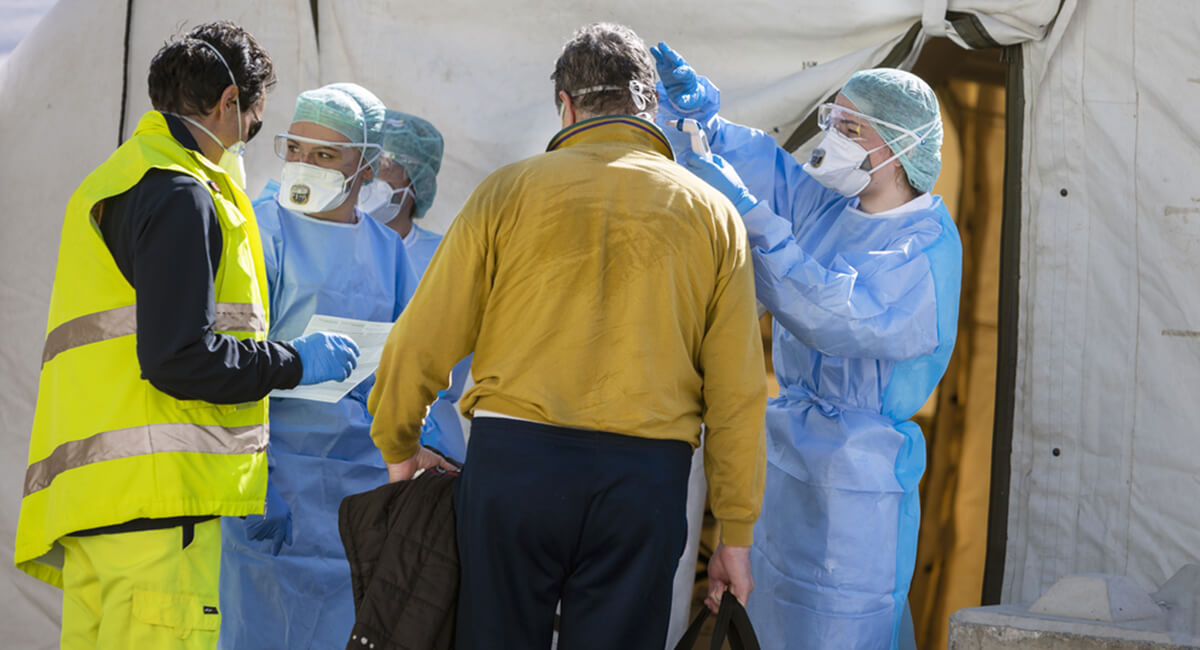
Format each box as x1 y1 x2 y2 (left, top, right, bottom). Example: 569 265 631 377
163 112 203 153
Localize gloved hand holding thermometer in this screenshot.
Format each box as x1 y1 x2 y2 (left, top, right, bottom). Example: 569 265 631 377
666 118 712 160
671 118 759 217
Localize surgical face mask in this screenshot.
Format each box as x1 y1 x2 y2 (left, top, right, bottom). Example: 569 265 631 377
278 162 355 214
358 180 415 225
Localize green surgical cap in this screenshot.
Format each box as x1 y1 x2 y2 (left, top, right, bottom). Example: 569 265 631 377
381 110 444 220
842 68 943 193
291 82 386 172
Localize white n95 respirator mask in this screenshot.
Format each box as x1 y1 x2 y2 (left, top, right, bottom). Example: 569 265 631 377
278 162 352 214
802 129 883 198
357 180 415 225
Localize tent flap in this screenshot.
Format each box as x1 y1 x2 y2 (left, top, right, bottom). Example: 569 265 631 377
1003 0 1200 603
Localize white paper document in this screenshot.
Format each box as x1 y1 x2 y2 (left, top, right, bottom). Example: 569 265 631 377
269 314 395 403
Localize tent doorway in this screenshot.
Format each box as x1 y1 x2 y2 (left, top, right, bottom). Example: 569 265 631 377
907 37 1008 650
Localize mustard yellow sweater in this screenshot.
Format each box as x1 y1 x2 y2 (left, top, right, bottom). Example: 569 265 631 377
369 116 765 545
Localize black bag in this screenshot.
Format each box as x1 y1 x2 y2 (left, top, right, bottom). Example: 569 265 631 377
674 592 761 650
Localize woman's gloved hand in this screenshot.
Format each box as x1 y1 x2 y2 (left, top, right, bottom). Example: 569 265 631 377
651 41 706 111
289 331 361 385
681 150 759 216
244 481 293 555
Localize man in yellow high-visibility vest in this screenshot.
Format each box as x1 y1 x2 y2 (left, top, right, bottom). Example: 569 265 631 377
14 21 360 649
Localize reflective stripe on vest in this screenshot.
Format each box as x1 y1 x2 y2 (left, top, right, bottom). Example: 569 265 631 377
23 422 268 496
41 302 267 365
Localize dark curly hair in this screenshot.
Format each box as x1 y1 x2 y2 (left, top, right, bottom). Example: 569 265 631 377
552 23 657 118
147 21 276 116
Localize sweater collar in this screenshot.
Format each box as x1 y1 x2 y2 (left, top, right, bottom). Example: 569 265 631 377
546 115 674 160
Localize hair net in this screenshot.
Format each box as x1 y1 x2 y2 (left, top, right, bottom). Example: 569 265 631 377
381 110 444 220
841 68 942 193
291 82 386 172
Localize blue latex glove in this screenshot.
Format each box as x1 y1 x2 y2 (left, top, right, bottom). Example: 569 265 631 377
289 331 361 386
244 481 293 555
681 150 759 216
651 41 706 111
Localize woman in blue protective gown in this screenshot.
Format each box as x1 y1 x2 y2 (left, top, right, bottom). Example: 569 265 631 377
218 84 456 649
655 44 961 650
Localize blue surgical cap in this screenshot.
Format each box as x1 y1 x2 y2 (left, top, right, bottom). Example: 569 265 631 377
291 82 386 172
381 110 444 220
841 68 943 193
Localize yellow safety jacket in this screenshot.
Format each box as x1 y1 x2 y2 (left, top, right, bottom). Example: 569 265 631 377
15 111 271 587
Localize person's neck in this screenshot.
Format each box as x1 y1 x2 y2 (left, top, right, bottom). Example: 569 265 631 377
179 115 227 166
308 200 358 224
388 216 412 238
857 180 918 214
387 203 418 237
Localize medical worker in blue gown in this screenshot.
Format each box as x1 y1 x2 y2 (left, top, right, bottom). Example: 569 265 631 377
654 43 961 650
359 110 446 272
357 110 469 462
218 83 450 649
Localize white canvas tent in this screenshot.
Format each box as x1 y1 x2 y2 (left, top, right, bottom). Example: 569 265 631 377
2 0 1198 647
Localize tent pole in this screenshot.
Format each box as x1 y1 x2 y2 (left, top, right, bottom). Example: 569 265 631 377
117 0 134 146
981 42 1024 607
310 0 320 50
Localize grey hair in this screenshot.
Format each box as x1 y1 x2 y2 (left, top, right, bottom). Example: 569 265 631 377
551 23 658 117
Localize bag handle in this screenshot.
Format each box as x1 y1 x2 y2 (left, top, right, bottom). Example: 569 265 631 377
673 592 761 650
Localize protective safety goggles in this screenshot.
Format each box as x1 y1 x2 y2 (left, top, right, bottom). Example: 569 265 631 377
273 133 381 165
379 151 403 165
382 150 427 171
816 103 922 144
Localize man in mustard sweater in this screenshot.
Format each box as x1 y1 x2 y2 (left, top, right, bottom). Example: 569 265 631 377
368 23 766 649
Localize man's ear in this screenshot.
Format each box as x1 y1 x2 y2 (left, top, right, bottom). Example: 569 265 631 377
215 83 239 119
559 90 576 126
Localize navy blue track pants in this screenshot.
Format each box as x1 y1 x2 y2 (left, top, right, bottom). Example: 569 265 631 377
455 417 692 650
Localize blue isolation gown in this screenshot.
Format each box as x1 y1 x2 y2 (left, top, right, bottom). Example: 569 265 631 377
660 85 962 650
402 223 442 278
403 222 470 463
218 188 428 649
